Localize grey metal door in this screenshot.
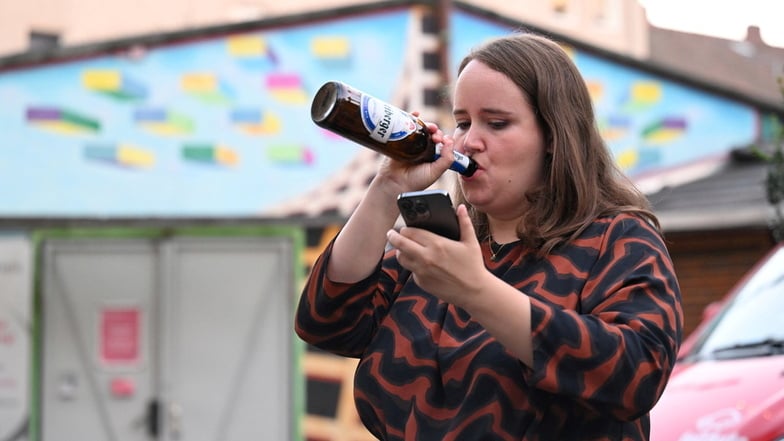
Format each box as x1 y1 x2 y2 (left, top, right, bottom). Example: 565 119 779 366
40 235 295 441
159 237 294 441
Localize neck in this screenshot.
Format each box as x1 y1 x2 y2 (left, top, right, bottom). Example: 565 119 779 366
488 217 521 244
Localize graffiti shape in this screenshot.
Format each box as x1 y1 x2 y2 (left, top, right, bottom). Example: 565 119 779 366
311 36 351 66
622 81 662 112
84 144 155 168
317 127 345 141
227 35 278 69
642 117 687 144
599 115 631 142
134 108 194 135
182 73 234 104
615 146 662 173
266 144 314 165
586 80 604 103
230 109 282 135
26 107 100 134
82 69 148 100
616 148 638 171
266 73 307 104
559 43 576 59
182 143 239 166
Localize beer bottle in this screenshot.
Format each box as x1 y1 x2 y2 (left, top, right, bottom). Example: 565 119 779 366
311 81 477 177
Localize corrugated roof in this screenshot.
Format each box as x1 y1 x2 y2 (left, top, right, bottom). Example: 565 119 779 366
648 148 778 231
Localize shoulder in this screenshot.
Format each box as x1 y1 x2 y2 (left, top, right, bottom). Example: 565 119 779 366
561 213 666 260
582 212 661 242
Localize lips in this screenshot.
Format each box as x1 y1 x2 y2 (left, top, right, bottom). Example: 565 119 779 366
461 163 482 180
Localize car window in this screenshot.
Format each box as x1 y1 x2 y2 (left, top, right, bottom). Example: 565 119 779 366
694 247 784 358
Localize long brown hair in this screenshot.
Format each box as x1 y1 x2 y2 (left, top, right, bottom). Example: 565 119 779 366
453 33 660 256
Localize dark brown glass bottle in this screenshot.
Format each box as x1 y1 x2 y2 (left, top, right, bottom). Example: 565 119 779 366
311 81 476 176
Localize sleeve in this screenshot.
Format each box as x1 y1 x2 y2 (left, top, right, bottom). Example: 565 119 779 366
294 238 404 358
524 214 683 420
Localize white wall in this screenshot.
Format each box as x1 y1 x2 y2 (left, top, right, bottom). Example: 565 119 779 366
0 236 32 441
0 0 649 59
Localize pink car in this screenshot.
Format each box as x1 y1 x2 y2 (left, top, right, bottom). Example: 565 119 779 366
650 242 784 441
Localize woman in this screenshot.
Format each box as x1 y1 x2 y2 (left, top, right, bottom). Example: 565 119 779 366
296 33 683 440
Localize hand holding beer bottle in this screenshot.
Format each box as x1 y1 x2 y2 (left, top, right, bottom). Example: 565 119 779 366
311 81 477 177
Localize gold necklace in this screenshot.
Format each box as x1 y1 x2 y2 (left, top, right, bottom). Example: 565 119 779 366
488 236 507 261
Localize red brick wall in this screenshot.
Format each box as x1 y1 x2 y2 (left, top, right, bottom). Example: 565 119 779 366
663 228 775 338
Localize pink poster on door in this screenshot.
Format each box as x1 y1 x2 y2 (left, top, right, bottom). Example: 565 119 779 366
99 307 141 366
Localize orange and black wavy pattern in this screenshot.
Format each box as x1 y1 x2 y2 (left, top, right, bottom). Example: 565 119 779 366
295 214 683 440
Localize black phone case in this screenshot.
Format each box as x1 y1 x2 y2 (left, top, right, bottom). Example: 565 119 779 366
396 189 460 240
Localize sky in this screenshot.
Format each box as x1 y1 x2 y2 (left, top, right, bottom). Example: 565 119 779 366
638 0 784 47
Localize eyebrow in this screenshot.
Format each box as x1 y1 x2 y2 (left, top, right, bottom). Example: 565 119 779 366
452 107 514 117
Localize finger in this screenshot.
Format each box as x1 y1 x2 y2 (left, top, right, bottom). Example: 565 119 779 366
388 228 422 252
456 204 476 242
388 228 425 268
441 142 455 162
433 142 455 166
386 228 402 249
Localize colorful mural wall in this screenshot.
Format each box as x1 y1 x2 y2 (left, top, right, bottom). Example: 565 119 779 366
0 7 758 217
0 10 409 217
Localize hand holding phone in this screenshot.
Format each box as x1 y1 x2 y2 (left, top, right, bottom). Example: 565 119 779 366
396 189 460 240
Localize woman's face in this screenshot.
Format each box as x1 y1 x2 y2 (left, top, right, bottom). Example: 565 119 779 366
452 60 548 222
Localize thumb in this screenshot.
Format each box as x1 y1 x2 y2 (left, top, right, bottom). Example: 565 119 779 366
456 204 476 242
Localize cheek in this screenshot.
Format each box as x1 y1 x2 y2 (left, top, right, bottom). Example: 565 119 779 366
506 150 547 185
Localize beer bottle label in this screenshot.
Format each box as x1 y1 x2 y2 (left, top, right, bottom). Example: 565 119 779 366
360 94 416 144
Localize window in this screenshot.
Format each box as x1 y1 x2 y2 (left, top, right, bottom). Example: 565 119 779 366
29 30 59 53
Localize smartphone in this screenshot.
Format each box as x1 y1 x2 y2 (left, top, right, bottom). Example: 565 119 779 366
396 189 460 240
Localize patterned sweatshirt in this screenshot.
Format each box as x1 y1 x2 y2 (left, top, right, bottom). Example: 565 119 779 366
295 213 683 440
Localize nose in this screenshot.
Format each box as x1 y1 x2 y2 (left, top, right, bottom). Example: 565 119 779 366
460 126 484 156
